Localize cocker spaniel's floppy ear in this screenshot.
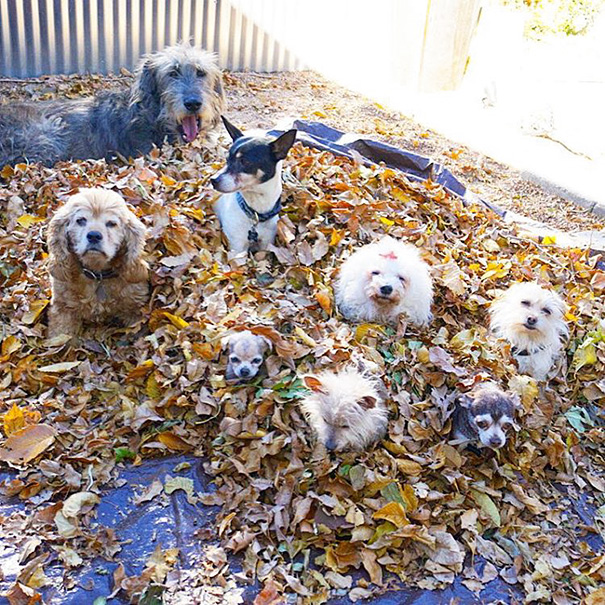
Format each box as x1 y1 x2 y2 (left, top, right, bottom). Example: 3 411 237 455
121 210 148 282
47 204 78 281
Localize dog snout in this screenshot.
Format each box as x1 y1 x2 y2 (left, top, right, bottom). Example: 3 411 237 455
239 367 251 378
380 285 393 296
87 231 103 243
184 98 202 112
526 315 537 327
325 436 337 451
489 436 504 448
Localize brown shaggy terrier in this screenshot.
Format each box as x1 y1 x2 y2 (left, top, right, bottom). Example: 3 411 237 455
47 188 149 337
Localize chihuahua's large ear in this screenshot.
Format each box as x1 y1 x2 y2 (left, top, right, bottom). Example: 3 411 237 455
121 210 148 282
221 116 244 141
270 129 297 161
47 205 77 281
220 334 233 350
258 335 273 353
509 392 522 410
458 394 474 409
303 375 326 394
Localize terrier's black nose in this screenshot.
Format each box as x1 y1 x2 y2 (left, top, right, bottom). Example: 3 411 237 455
184 99 202 112
380 285 393 296
239 367 251 377
526 316 537 326
489 437 504 448
325 437 336 451
87 231 103 243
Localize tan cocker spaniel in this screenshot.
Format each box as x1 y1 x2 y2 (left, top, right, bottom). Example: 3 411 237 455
47 188 149 337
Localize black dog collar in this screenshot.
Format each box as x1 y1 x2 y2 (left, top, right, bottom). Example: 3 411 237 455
81 266 118 281
236 192 282 223
512 345 545 357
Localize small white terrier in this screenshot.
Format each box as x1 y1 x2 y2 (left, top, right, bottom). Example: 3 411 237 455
489 282 568 380
299 367 388 452
334 236 433 326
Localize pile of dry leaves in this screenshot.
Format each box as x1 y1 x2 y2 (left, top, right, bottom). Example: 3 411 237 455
1 124 605 604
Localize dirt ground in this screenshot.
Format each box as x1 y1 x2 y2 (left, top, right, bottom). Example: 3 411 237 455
1 69 603 233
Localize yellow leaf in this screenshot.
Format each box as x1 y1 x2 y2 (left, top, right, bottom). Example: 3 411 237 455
0 424 56 464
585 587 605 605
542 235 557 245
161 311 189 329
508 375 538 410
16 214 45 228
372 501 409 528
158 431 191 452
164 475 197 504
219 511 236 537
146 373 161 399
22 299 49 325
3 402 25 436
38 361 81 373
126 359 154 380
573 340 597 371
470 489 501 527
294 326 317 347
62 491 100 518
161 175 177 187
395 459 423 476
315 289 332 314
312 109 327 118
329 228 344 246
379 217 394 226
1 335 21 358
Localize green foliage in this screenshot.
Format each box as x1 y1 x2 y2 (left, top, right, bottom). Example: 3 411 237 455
501 0 605 38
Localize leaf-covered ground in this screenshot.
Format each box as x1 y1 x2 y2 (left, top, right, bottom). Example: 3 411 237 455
1 83 605 604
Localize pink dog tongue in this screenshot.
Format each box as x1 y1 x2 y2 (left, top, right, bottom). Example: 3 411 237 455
182 116 199 142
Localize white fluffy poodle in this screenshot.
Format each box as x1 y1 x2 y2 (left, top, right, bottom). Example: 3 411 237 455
334 236 433 326
489 281 568 380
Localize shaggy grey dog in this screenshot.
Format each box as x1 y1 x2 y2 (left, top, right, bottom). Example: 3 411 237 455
0 44 225 167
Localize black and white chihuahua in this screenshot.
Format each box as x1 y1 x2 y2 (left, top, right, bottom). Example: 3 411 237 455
211 117 297 254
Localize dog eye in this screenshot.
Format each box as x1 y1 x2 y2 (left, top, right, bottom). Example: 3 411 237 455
76 217 87 226
542 307 551 315
521 300 531 307
106 220 117 228
398 276 406 283
196 67 207 78
229 356 239 363
501 422 512 431
169 67 181 78
252 357 262 364
371 270 380 276
476 420 490 429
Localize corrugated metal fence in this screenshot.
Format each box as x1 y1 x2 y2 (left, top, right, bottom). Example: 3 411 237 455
0 0 304 77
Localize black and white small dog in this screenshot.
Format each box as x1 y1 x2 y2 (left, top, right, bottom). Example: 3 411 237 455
451 383 520 450
211 117 297 254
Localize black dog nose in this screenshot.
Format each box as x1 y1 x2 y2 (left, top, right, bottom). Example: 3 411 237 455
526 316 537 326
239 367 250 377
184 99 202 112
489 437 503 448
380 285 393 296
87 231 103 243
210 176 219 189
